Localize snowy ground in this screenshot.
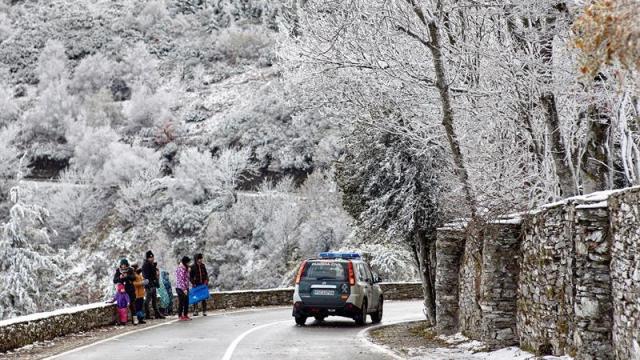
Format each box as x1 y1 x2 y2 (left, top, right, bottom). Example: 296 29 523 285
404 334 573 360
369 321 573 360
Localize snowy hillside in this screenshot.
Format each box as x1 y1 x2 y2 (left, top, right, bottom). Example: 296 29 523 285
0 0 417 320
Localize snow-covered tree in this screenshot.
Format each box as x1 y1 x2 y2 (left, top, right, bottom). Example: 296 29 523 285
336 123 446 324
0 165 62 319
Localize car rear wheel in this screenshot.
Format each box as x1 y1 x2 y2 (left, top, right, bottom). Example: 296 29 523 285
371 298 383 324
355 299 367 326
295 316 307 326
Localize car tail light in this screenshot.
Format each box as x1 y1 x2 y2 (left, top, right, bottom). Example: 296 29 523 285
348 261 355 286
295 260 307 284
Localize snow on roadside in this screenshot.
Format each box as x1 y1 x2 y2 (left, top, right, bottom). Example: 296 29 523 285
406 333 574 360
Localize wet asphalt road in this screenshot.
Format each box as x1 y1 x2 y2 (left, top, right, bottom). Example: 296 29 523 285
51 300 423 360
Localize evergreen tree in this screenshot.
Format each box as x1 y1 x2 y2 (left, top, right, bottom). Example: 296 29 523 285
0 164 62 319
336 122 447 324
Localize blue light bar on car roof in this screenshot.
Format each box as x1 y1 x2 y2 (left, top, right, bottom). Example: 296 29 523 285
318 252 361 259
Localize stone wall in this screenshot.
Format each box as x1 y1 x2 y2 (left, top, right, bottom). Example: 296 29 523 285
572 204 613 359
0 303 115 353
518 204 576 356
435 188 640 359
435 227 466 334
0 282 423 353
609 189 640 360
480 222 521 349
458 234 482 339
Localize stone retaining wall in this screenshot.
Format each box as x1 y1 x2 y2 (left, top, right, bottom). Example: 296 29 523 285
436 187 640 359
609 189 640 360
458 227 483 339
0 282 423 353
518 204 576 356
435 227 466 334
480 223 520 349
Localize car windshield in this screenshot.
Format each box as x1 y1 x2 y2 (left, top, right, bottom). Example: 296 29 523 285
302 262 347 281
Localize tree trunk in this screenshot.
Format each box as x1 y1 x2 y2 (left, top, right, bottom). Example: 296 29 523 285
538 18 577 197
413 231 436 325
580 100 611 193
541 92 577 197
426 20 477 217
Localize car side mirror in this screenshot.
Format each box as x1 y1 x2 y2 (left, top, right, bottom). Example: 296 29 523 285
373 274 381 283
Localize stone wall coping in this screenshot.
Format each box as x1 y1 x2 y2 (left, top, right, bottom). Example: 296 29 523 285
0 302 114 328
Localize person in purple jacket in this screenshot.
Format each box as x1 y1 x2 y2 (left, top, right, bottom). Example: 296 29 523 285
175 256 191 321
109 283 131 325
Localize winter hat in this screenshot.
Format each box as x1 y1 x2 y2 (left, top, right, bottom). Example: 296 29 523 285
119 258 129 267
181 256 191 266
146 250 154 259
116 283 125 292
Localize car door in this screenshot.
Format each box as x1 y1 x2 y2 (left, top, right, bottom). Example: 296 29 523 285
364 263 381 308
357 263 374 311
362 264 380 309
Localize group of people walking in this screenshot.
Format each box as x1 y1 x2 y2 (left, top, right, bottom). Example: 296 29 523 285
110 250 209 325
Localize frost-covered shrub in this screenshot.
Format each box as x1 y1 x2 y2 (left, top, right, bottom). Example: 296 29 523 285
137 0 169 32
70 53 116 95
212 84 335 173
173 147 255 201
161 200 206 236
122 85 174 134
68 125 120 171
36 40 67 89
77 88 125 128
0 83 17 125
115 174 167 226
44 184 104 247
341 242 418 282
0 13 13 44
122 42 160 90
97 143 160 186
214 26 273 64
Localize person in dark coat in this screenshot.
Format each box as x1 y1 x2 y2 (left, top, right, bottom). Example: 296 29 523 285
113 258 136 324
190 253 209 316
142 250 165 319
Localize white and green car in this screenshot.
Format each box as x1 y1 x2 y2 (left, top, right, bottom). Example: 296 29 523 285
292 252 384 326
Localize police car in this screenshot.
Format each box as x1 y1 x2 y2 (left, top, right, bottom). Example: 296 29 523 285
292 252 383 326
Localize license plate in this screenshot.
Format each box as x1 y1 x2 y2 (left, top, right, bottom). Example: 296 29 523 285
313 289 335 296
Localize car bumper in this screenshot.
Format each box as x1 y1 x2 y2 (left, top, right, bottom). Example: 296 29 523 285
292 301 361 318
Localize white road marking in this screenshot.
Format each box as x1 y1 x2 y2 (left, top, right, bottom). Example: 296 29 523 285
43 319 179 359
220 320 290 360
357 318 425 360
43 307 289 359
